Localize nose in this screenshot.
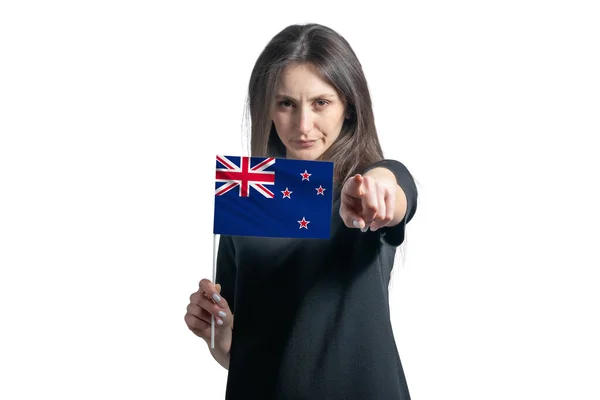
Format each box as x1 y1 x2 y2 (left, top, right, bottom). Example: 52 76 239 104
297 107 314 135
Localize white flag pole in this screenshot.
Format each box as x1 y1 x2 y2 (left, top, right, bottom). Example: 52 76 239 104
210 233 218 349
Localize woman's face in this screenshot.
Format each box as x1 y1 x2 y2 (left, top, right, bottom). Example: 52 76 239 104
270 63 347 160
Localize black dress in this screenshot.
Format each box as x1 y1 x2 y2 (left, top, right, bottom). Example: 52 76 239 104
216 159 418 400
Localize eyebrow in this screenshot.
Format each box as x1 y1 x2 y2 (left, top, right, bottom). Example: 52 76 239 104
275 93 337 101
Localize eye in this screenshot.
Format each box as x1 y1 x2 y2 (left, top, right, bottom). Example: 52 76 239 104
314 99 330 108
278 100 294 108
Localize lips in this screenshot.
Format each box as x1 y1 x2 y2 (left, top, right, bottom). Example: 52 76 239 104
294 140 317 148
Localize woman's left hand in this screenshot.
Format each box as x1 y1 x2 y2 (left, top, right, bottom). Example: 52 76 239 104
340 173 397 232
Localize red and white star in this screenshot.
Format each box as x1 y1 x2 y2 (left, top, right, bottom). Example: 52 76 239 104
281 187 292 199
315 185 325 195
298 217 310 229
300 170 311 181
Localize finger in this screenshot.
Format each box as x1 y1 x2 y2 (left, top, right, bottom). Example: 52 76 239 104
199 278 223 306
192 301 229 327
186 303 213 326
195 289 231 315
185 311 210 332
371 185 394 231
339 200 365 229
342 174 365 198
375 186 397 231
359 177 379 224
370 185 388 231
191 286 224 313
189 296 231 327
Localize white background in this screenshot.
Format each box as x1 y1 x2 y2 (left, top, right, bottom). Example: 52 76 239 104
1 1 599 399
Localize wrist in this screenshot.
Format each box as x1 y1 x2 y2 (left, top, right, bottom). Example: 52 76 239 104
203 326 233 368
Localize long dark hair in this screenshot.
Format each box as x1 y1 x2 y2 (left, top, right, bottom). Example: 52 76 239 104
245 23 384 186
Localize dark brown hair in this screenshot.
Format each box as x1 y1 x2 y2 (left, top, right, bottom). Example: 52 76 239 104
245 23 384 186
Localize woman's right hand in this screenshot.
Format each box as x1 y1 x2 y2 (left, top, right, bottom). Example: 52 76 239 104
185 279 234 345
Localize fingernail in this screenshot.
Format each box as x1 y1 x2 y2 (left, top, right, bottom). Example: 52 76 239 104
217 319 223 325
218 311 226 318
361 225 369 233
212 293 221 303
353 219 360 228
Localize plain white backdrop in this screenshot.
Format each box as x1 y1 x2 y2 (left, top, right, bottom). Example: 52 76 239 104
1 1 599 399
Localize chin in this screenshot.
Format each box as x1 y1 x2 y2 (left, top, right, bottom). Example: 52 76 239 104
287 148 324 161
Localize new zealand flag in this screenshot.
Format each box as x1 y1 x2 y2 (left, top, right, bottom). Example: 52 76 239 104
213 155 334 239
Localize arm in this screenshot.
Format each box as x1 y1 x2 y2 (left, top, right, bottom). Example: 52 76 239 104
339 159 417 246
210 235 237 369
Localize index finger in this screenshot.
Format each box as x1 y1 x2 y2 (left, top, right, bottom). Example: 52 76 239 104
343 174 366 198
199 278 223 305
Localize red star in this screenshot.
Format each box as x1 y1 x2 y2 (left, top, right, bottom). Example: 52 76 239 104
315 185 325 195
281 187 292 199
300 170 311 181
298 217 310 229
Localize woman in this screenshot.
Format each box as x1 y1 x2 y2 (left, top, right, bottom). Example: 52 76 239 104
185 23 418 399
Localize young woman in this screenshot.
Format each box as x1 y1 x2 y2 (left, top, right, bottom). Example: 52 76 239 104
185 23 418 399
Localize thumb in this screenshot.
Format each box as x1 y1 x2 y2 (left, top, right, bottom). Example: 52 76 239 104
215 283 222 293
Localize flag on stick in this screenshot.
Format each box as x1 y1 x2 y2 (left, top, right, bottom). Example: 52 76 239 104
213 155 334 239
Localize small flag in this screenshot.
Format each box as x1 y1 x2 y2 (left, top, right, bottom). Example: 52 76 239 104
213 155 334 239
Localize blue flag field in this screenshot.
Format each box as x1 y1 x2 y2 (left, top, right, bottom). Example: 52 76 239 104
213 155 334 239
